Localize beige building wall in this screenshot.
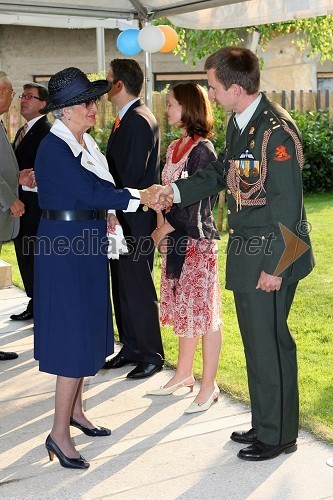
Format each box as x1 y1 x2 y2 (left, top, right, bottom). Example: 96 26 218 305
258 33 320 91
0 25 206 93
0 25 332 95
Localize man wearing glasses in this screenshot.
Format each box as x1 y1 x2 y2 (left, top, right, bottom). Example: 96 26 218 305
10 83 51 322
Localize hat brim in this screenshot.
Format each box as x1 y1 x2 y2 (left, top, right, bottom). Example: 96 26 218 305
39 79 112 114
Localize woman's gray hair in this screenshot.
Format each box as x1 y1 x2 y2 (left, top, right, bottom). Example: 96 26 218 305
52 108 65 119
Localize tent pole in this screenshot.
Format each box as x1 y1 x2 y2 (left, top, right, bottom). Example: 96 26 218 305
144 50 153 110
96 27 105 74
143 19 153 110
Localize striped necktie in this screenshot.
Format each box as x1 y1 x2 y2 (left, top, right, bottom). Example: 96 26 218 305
15 123 28 149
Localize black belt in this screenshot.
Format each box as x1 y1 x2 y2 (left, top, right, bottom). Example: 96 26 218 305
42 209 107 221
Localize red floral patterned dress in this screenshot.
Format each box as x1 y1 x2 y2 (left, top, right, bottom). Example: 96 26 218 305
160 138 222 337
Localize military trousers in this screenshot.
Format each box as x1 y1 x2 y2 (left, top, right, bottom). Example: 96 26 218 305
234 282 298 445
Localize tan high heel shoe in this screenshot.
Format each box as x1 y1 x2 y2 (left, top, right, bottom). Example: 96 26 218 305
146 375 195 396
184 387 220 414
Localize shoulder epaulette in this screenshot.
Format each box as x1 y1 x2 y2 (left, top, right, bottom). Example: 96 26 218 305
262 109 282 130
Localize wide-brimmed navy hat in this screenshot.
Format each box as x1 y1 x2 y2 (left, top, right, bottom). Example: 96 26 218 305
39 67 112 114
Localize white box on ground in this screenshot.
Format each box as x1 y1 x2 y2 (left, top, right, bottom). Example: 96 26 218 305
0 259 12 287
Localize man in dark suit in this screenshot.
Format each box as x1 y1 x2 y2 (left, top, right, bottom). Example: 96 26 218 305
10 83 51 321
153 47 314 460
103 58 164 379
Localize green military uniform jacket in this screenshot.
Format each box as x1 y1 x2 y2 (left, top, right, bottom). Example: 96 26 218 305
175 93 315 292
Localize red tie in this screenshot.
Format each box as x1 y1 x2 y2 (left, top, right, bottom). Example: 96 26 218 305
15 123 28 149
113 114 121 131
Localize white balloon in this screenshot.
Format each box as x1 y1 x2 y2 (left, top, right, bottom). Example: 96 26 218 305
138 25 165 53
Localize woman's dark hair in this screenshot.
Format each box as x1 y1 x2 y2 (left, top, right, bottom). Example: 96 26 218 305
172 82 214 139
204 46 260 94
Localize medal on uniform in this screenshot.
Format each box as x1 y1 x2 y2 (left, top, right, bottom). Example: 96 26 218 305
235 150 260 178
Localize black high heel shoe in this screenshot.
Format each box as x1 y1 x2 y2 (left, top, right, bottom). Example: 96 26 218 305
70 417 111 437
45 434 90 469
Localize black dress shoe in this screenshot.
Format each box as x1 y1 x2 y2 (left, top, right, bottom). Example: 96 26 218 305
70 417 111 437
230 427 257 444
45 434 89 469
103 352 134 369
0 351 18 361
238 440 297 461
127 361 162 379
10 310 33 321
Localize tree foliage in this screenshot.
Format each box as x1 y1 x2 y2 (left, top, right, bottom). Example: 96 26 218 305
154 16 333 65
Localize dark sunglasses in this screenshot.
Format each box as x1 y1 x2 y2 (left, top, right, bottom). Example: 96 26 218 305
81 97 101 107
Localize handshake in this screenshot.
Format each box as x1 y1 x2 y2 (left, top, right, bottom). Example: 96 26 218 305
139 184 174 212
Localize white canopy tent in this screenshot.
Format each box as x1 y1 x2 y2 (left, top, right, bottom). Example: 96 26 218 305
0 0 332 28
0 0 332 106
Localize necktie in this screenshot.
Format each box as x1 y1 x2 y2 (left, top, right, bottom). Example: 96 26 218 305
113 114 121 131
15 123 28 149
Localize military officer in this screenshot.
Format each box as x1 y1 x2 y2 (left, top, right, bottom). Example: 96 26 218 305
152 46 315 461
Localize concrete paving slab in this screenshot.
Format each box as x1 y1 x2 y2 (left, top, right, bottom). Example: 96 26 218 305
1 286 333 500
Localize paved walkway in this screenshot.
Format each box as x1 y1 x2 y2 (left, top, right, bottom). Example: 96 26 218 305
1 285 333 500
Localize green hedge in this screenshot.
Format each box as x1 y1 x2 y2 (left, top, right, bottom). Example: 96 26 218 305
290 109 333 194
90 122 113 155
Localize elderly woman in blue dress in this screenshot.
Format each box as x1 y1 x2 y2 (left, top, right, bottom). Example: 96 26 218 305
34 67 152 469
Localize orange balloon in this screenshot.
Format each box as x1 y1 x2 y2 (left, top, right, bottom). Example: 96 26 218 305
158 25 179 53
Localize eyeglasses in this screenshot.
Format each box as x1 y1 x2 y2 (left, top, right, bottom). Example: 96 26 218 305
81 97 100 107
19 93 42 101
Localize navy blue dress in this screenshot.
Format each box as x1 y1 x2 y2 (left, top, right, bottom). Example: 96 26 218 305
34 133 135 377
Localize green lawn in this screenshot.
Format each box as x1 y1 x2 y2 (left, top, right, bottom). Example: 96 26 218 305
2 193 332 442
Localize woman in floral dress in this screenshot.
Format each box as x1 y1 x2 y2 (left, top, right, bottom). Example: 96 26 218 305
148 83 222 413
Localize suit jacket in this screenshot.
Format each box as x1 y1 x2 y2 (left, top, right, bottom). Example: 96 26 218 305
106 99 160 240
0 123 20 242
14 116 52 235
175 93 315 292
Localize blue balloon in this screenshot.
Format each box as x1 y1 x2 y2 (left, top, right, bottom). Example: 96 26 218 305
116 29 142 56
